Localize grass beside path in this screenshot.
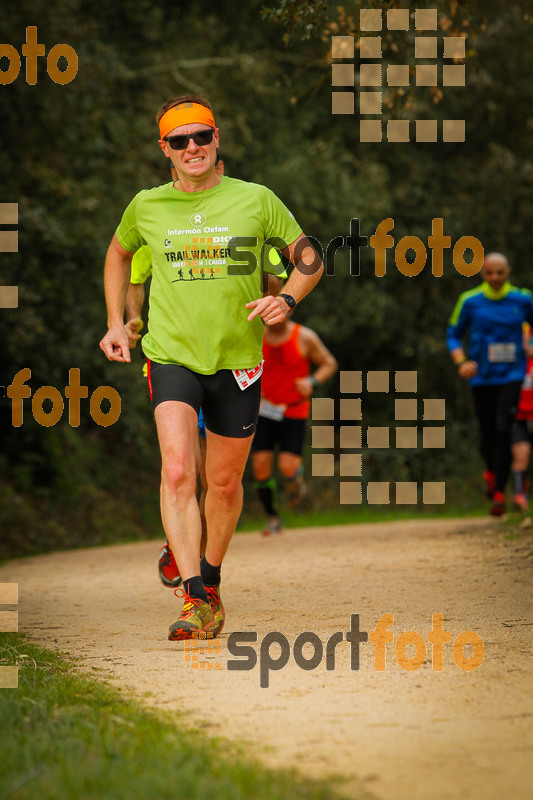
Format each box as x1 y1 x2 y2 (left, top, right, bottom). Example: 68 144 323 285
0 634 357 800
237 502 485 533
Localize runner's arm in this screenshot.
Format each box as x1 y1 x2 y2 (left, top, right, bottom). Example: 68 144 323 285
247 233 323 324
263 274 283 297
295 328 338 397
124 282 145 348
447 297 478 379
99 234 135 363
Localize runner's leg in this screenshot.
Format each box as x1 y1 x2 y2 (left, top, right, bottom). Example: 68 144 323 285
203 430 254 566
278 418 307 506
493 381 522 493
251 416 280 520
471 385 498 474
278 452 303 478
252 451 278 514
198 434 208 556
155 400 203 581
252 451 275 483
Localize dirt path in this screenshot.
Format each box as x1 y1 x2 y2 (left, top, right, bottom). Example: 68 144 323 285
1 518 532 799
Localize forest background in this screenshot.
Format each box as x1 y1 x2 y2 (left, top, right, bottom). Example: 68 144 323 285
1 0 532 558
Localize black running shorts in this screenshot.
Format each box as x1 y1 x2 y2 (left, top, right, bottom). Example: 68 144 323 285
511 418 533 444
147 361 261 439
251 415 307 455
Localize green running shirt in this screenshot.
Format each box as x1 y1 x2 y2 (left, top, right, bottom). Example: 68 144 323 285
130 245 152 285
116 177 302 374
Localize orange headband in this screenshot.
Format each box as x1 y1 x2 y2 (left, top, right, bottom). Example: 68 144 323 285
159 103 216 139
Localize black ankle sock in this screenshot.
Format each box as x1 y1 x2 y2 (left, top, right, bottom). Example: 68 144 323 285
200 556 221 587
183 576 208 602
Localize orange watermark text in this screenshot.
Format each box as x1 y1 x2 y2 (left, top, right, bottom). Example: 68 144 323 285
223 613 484 688
6 368 120 427
0 26 78 85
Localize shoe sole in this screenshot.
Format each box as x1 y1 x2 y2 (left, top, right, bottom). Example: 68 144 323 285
168 627 216 641
168 619 217 641
159 571 183 589
261 522 283 536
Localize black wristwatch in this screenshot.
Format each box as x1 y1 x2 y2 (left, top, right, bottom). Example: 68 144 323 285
279 293 296 312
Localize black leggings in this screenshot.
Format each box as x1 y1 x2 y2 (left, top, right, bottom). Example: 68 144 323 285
471 382 522 493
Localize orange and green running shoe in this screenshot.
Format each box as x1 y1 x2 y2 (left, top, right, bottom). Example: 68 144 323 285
168 589 214 641
206 585 225 637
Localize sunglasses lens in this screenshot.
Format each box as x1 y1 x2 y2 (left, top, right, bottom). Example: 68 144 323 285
168 135 188 150
194 130 213 145
166 130 214 150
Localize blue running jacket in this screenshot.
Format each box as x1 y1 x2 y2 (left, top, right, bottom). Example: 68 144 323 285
447 282 533 386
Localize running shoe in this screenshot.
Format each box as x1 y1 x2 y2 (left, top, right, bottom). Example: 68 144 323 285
483 470 496 499
513 493 529 513
158 542 182 588
489 491 506 517
262 515 283 536
205 585 225 637
168 589 215 641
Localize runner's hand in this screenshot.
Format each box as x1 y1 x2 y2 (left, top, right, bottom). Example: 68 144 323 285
458 360 478 379
246 295 288 325
294 377 314 397
99 326 132 363
124 317 143 349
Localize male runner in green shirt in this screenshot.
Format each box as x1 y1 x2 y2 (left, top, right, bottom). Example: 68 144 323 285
100 94 323 641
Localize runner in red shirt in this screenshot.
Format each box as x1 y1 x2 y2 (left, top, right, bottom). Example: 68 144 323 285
251 319 337 535
511 352 533 511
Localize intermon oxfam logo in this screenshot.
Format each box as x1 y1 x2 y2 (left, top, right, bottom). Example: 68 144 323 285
0 27 78 85
190 213 207 227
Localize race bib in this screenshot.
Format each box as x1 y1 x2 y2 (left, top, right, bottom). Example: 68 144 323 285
488 343 516 363
258 398 287 421
232 362 263 391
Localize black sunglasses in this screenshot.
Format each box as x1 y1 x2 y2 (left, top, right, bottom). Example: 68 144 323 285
164 128 215 150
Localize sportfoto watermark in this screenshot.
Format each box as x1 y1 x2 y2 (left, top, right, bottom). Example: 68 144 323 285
0 27 78 85
6 368 121 427
311 369 446 506
0 202 19 308
0 583 19 689
332 8 467 143
226 218 483 278
185 613 484 687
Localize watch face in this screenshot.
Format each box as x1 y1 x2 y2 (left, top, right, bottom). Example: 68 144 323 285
282 293 295 308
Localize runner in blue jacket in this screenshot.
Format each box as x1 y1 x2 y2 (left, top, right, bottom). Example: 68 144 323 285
447 252 533 515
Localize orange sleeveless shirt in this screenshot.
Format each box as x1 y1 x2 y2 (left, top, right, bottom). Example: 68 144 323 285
261 323 311 419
